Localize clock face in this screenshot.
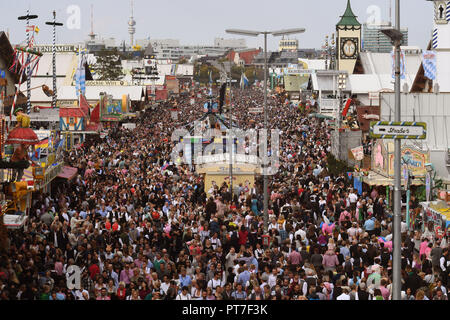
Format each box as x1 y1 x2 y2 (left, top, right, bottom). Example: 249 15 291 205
343 40 356 57
340 38 358 59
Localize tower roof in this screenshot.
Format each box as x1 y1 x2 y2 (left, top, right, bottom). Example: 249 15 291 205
337 0 361 26
144 43 154 56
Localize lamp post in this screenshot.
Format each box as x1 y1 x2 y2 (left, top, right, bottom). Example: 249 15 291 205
45 11 64 109
18 10 38 114
323 33 336 70
225 28 305 234
381 0 403 300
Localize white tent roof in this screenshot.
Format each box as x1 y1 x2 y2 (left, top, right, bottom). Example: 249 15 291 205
28 77 67 104
348 74 382 94
34 53 78 78
297 59 326 70
355 51 422 92
58 86 145 101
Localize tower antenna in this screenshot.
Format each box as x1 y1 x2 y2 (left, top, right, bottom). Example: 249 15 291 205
89 4 96 40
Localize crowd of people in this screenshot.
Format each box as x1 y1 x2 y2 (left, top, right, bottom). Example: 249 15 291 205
0 87 448 301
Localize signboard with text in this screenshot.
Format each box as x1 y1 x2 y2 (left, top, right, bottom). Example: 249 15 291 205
370 121 427 139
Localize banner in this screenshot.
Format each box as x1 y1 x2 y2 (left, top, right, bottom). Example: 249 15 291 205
354 176 363 195
422 50 437 80
391 50 406 80
75 52 86 98
351 146 364 161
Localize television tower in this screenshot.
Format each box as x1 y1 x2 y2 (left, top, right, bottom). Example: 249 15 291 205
88 4 96 40
128 0 136 47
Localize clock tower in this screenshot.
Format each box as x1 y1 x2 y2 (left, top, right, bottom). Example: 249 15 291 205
336 0 361 73
429 0 450 49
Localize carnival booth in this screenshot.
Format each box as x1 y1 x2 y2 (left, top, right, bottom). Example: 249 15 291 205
420 201 450 239
99 92 131 129
360 140 428 206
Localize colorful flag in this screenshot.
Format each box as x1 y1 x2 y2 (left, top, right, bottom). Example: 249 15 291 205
240 73 249 89
36 138 49 149
75 51 86 98
391 50 406 80
31 148 41 161
422 50 437 80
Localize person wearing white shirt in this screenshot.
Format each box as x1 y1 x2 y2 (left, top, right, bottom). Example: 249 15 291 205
160 276 171 295
207 273 223 294
176 287 192 300
348 191 358 204
336 288 351 300
267 269 278 289
294 228 306 242
74 288 89 300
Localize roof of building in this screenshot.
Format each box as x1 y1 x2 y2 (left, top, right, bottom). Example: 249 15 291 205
226 49 261 65
144 43 155 57
90 103 100 123
33 53 78 77
60 107 86 118
58 85 145 101
0 31 23 83
310 70 352 92
337 0 361 27
352 51 422 92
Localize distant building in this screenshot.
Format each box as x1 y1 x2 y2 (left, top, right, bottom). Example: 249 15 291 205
132 38 247 61
226 49 262 66
279 38 299 52
362 22 408 53
214 38 246 48
85 37 117 53
253 49 321 68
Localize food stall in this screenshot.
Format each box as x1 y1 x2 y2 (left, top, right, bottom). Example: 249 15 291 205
420 201 450 239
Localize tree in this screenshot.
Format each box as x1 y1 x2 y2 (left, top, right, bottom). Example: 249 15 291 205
326 153 354 177
92 48 124 81
231 65 244 82
194 63 220 85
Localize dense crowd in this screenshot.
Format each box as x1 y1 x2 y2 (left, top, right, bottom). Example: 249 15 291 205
0 88 448 301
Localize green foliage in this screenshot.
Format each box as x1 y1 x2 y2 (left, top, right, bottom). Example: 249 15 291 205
194 64 221 84
415 172 444 202
92 48 124 81
326 153 354 176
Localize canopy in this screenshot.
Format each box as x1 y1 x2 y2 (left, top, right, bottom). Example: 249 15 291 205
308 113 334 120
57 166 78 180
361 171 424 186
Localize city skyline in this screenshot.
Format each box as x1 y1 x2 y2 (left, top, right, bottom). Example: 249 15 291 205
0 0 435 51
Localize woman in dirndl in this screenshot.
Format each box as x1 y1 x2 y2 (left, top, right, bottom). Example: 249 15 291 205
6 108 39 146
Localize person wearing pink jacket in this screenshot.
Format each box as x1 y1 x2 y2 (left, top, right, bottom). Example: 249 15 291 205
419 238 430 257
322 250 339 273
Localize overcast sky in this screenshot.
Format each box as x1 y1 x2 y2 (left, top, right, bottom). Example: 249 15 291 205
0 0 434 51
